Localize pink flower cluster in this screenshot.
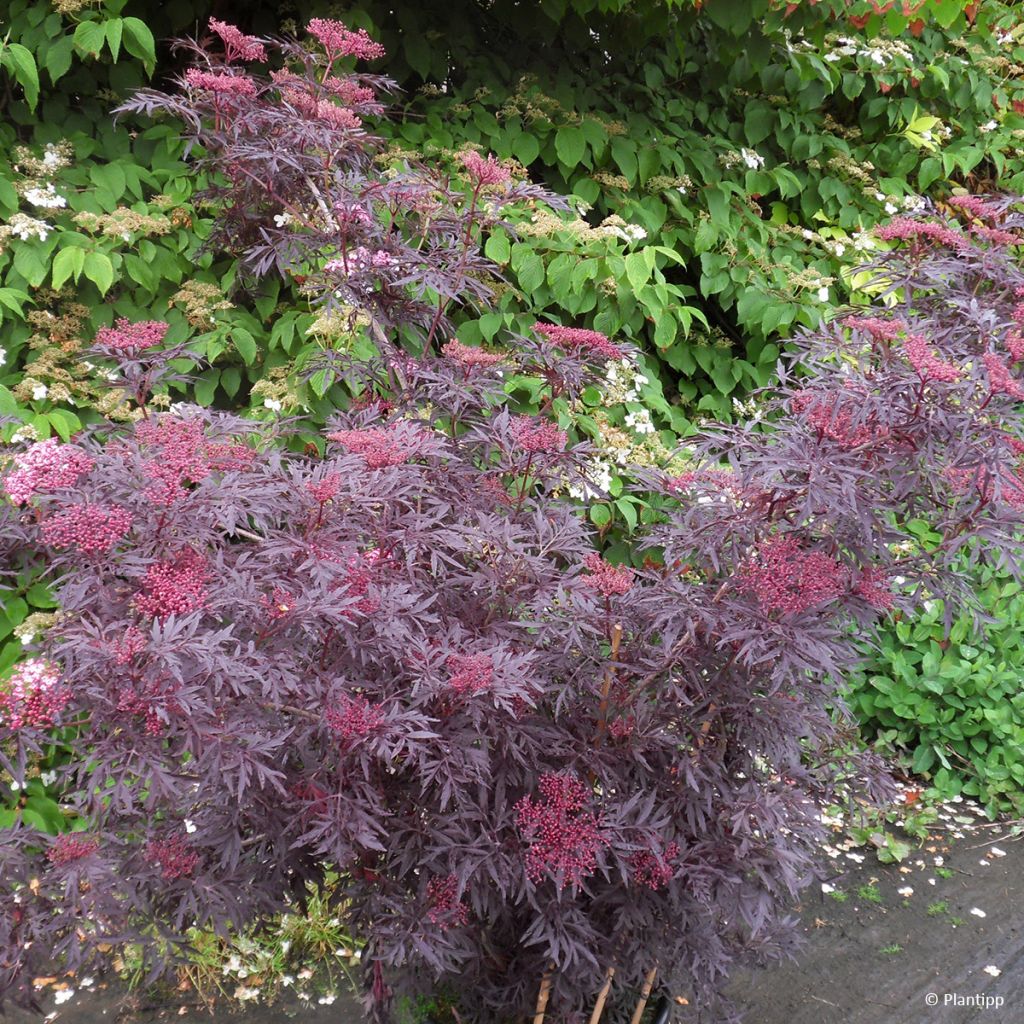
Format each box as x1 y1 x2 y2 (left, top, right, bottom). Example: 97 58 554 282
306 19 386 61
324 77 376 105
325 694 385 742
94 318 169 353
841 316 903 343
853 567 895 612
306 473 342 504
108 626 147 666
446 653 494 697
736 537 844 616
666 468 740 496
324 246 393 274
3 439 94 505
581 552 634 597
904 333 961 383
534 323 624 361
511 417 566 454
260 587 295 621
327 426 420 468
630 842 680 891
983 352 1024 400
876 217 969 250
146 835 199 881
41 503 133 554
278 87 361 130
460 151 512 187
116 685 166 736
47 834 100 866
0 659 68 730
185 68 258 97
208 18 267 63
426 874 469 928
136 416 254 506
515 773 608 888
947 195 999 220
790 391 884 449
442 339 505 369
134 549 210 620
1007 329 1024 364
972 225 1021 247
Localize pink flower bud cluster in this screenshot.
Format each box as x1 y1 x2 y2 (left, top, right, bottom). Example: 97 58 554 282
666 468 741 496
325 694 385 742
946 464 1024 510
581 553 634 597
134 549 210 620
3 439 94 505
279 88 361 130
515 773 608 888
608 715 636 740
208 18 267 63
94 318 169 353
1007 329 1024 364
116 687 165 736
306 473 342 504
0 659 68 730
876 217 969 250
146 835 199 881
534 323 624 361
426 874 469 928
306 20 386 61
983 352 1024 400
972 225 1021 247
323 77 376 105
324 246 394 274
852 567 896 612
736 537 844 616
327 426 420 468
47 834 100 866
511 417 566 454
841 315 903 343
185 68 258 96
459 151 512 187
108 627 147 666
442 340 506 369
446 653 494 697
790 391 885 449
630 842 680 891
947 195 999 220
904 333 962 383
41 503 133 554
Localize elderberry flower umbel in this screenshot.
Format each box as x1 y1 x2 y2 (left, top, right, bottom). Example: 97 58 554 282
46 835 100 867
133 550 210 619
3 439 94 505
306 19 385 61
446 653 494 697
904 333 962 383
736 536 844 616
853 567 896 612
145 836 200 881
581 553 634 597
426 875 469 928
0 659 68 730
459 151 512 187
630 842 680 891
516 773 608 888
325 694 386 742
327 426 421 468
534 322 624 361
510 416 566 454
184 69 258 97
841 315 903 344
983 352 1024 400
442 339 506 369
875 216 969 250
93 318 169 353
208 18 267 63
41 503 133 554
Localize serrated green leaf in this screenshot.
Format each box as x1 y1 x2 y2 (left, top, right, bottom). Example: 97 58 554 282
233 327 258 364
555 126 587 170
83 251 114 295
1 43 39 111
72 20 106 58
121 17 155 72
51 246 85 289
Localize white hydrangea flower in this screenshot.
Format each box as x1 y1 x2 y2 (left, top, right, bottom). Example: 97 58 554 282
740 148 765 170
817 286 829 302
980 120 998 133
884 202 898 215
24 185 66 209
7 214 51 242
263 398 282 411
32 384 48 401
274 212 293 227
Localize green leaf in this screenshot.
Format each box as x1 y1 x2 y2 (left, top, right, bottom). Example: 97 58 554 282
0 43 39 111
233 327 258 365
44 34 74 84
122 17 156 72
512 132 540 167
589 504 611 527
83 251 114 295
72 20 106 58
484 230 511 265
105 17 123 62
610 137 638 184
194 369 220 406
51 246 85 289
555 126 587 170
518 254 544 293
624 251 652 293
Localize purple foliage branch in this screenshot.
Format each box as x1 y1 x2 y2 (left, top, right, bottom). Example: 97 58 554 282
116 19 566 362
